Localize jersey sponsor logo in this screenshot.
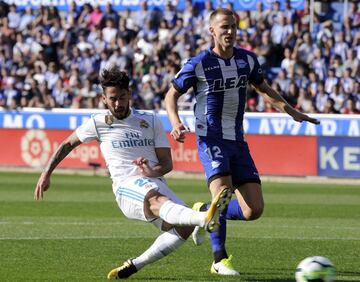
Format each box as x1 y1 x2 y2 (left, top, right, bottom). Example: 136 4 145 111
235 59 248 68
111 137 155 149
209 75 248 92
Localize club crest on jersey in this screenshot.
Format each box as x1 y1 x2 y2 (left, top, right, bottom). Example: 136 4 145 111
105 115 114 126
236 59 247 68
140 119 149 128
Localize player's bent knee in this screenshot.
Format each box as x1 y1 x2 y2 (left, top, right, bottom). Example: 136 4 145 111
243 204 264 220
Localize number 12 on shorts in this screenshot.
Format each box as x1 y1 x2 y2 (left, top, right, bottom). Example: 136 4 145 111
205 146 223 160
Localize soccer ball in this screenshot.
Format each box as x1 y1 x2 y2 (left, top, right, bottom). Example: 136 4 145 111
295 256 336 282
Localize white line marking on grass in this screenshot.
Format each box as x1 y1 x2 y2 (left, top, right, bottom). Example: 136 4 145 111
0 235 154 240
0 235 359 241
0 221 129 225
1 221 359 230
226 235 360 241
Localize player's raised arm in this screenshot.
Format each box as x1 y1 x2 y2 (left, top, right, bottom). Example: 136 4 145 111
34 131 81 200
253 80 320 125
164 85 189 143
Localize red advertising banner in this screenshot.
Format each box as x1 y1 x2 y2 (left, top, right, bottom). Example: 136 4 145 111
247 135 317 176
169 133 203 172
0 129 105 169
0 129 317 176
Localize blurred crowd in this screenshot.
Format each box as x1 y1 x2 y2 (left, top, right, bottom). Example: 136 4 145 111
0 0 359 114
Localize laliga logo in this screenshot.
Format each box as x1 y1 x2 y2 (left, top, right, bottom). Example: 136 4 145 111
21 130 51 167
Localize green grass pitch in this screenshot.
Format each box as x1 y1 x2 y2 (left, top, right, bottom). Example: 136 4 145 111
0 172 359 281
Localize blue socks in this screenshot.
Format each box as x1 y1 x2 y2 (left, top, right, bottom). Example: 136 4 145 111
225 199 246 220
209 199 245 261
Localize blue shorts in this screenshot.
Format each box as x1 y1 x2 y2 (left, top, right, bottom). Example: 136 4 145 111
197 136 261 187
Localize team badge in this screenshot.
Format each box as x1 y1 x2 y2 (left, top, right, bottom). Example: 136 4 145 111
235 59 247 68
140 119 149 128
105 115 114 126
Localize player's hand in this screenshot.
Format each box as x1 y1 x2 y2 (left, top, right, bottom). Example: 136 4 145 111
34 172 51 200
288 108 320 124
170 123 190 143
291 111 320 124
133 157 157 177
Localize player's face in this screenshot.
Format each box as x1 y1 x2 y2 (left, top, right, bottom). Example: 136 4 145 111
209 14 237 49
102 86 130 119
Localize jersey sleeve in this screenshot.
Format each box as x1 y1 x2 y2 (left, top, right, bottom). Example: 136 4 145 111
153 114 170 148
171 58 198 94
248 53 264 86
75 116 99 144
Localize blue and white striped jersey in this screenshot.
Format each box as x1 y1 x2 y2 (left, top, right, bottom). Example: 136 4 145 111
172 47 264 141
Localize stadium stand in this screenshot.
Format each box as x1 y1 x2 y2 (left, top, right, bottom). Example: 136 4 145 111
0 0 359 113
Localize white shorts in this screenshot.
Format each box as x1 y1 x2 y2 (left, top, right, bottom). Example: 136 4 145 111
114 176 185 226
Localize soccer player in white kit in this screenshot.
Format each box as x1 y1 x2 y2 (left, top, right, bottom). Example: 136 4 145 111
34 66 232 279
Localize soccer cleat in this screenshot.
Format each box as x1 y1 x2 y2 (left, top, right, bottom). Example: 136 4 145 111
204 187 232 233
107 259 137 279
191 202 207 245
211 255 240 276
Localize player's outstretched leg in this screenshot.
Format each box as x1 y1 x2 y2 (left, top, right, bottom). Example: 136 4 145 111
107 259 137 279
204 187 232 233
107 228 185 279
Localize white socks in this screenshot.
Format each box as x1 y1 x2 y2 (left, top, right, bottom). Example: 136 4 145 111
159 200 206 227
130 201 207 271
132 228 185 270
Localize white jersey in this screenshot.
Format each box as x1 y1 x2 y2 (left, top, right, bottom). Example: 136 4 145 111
75 109 170 193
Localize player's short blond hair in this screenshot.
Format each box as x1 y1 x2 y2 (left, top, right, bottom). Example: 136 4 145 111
209 8 234 24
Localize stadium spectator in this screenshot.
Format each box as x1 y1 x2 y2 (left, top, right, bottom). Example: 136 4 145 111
34 66 231 280
165 8 320 277
7 4 20 29
89 5 103 28
325 68 339 94
315 81 329 112
102 2 119 28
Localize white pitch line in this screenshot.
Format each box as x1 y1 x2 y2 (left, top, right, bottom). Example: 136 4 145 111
0 235 359 241
1 221 359 230
0 235 154 240
0 221 143 226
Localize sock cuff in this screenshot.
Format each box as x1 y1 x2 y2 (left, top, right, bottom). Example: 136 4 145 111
159 200 173 220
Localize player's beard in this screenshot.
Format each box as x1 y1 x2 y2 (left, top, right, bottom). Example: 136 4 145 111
111 105 130 120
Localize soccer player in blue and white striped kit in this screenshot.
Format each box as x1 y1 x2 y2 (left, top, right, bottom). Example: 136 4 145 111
165 8 319 276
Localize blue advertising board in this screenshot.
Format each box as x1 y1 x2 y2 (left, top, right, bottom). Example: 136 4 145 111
0 109 359 137
318 137 360 178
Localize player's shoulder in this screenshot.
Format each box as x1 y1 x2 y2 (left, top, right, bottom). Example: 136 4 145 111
132 109 156 121
90 112 114 127
132 109 157 129
234 47 258 59
132 109 154 118
186 49 212 66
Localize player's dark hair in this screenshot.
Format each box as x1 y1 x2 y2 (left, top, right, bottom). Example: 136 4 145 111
100 65 129 91
209 8 234 23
